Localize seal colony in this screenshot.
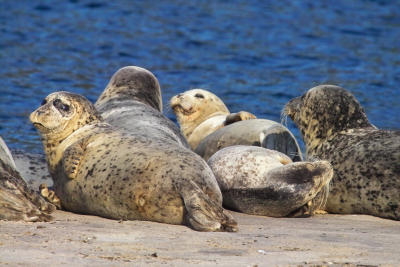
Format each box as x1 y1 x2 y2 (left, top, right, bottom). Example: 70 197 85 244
170 89 256 149
30 89 237 231
284 85 400 220
208 146 333 217
0 137 54 221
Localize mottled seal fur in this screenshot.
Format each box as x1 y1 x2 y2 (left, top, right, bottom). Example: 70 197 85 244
284 84 400 220
0 137 54 221
31 91 237 232
208 146 333 217
96 66 189 148
170 89 256 149
194 119 303 162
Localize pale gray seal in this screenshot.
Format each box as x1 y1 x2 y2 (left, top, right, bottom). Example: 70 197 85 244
284 84 400 220
170 89 256 149
0 137 54 221
96 66 189 148
31 91 237 232
195 119 303 162
208 145 333 217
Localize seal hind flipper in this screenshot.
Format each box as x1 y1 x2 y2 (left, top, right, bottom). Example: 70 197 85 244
180 180 238 232
224 111 256 126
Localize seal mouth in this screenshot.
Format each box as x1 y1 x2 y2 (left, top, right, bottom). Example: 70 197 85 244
32 122 48 132
171 104 195 116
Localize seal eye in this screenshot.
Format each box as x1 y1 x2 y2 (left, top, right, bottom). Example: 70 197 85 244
53 99 70 112
194 93 204 99
41 99 47 106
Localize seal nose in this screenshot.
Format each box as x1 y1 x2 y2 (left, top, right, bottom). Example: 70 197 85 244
177 93 183 98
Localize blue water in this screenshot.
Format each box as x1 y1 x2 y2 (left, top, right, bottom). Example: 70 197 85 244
1 0 399 154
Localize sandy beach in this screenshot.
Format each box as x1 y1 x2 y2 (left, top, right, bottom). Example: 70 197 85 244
1 210 399 266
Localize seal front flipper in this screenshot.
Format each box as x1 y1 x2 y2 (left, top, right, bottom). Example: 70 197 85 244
62 139 87 179
179 180 238 232
39 183 61 209
224 111 256 126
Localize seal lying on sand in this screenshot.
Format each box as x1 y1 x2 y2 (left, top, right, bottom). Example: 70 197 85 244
284 84 400 220
170 89 256 149
96 66 189 148
31 91 237 232
0 137 54 221
208 146 333 217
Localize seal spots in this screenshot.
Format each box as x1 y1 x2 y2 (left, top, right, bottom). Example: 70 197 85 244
284 84 400 220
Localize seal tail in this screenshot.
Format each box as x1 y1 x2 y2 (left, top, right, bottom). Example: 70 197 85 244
179 180 238 232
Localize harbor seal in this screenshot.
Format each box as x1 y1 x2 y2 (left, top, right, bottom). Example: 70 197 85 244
208 146 333 217
170 89 256 149
0 137 54 221
195 119 303 162
31 91 237 232
284 84 400 220
96 66 189 148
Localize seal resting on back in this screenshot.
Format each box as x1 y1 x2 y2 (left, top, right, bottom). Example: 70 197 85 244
31 90 237 232
284 84 400 220
170 89 256 150
208 146 333 217
0 137 54 221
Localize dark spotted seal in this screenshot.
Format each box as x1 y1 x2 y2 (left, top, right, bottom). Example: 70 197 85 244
170 89 256 149
208 145 333 217
0 137 54 221
284 84 400 220
31 91 237 232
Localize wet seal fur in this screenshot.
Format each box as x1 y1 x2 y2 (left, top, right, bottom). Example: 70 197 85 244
208 146 333 217
284 84 400 220
0 137 54 221
31 90 237 232
170 89 256 150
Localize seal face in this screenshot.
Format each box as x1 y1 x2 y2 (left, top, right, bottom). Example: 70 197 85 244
170 89 256 149
31 91 237 232
0 137 54 222
284 84 400 220
208 146 333 217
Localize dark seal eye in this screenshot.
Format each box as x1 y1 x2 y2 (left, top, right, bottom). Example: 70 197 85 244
53 99 70 112
41 99 47 106
194 93 204 99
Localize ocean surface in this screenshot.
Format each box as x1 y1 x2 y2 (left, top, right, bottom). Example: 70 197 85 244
0 0 399 154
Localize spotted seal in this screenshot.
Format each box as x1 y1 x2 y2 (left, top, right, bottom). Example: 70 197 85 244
0 136 54 221
30 91 237 232
284 84 400 220
170 89 256 149
208 145 333 217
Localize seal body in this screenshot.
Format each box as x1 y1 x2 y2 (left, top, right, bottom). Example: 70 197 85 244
195 119 303 162
31 90 237 232
0 137 54 221
170 89 256 149
284 84 400 220
96 66 189 148
208 146 333 217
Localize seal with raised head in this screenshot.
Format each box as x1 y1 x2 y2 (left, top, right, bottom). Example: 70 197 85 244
96 66 189 148
0 137 54 221
284 84 400 220
31 91 237 232
208 145 333 217
170 89 256 150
